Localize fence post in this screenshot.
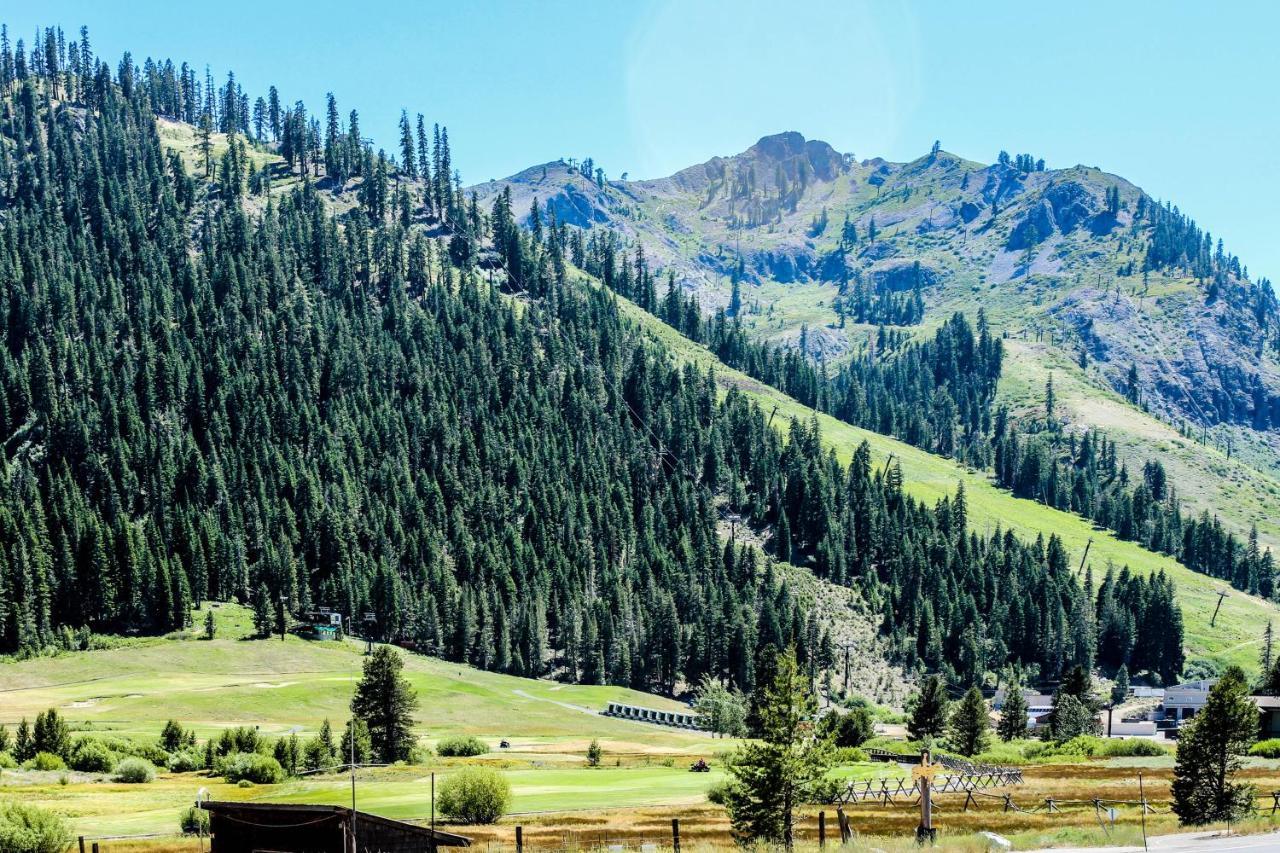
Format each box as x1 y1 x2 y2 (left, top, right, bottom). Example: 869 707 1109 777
516 825 523 853
91 844 99 853
78 838 86 853
818 811 826 847
671 818 680 853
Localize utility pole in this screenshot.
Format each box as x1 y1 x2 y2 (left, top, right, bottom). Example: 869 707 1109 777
350 724 358 853
1077 538 1093 574
1211 589 1229 627
838 642 857 697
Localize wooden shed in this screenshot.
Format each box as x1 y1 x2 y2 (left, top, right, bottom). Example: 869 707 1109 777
198 801 471 853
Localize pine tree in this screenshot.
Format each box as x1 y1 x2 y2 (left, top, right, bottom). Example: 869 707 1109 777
586 738 602 767
722 648 831 848
203 609 216 640
349 647 418 763
340 718 372 765
907 675 949 741
1171 666 1258 825
948 686 990 756
997 682 1029 742
1111 665 1130 707
252 583 273 638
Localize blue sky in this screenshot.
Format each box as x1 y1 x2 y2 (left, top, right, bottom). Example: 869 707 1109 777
15 1 1279 282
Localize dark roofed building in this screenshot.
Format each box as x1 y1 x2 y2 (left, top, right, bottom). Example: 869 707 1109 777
198 801 471 853
1253 695 1280 737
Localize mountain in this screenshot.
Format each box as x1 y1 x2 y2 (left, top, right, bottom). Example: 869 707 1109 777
471 132 1280 550
3 27 1277 695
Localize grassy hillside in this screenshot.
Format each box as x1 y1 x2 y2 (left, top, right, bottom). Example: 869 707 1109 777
610 287 1280 674
0 604 698 746
151 118 1279 672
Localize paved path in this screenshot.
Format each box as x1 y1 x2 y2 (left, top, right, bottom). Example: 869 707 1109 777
1030 828 1280 852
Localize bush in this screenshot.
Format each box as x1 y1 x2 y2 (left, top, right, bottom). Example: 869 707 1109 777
437 767 511 824
113 757 156 783
831 746 869 764
973 744 1031 766
168 750 205 773
706 778 737 806
237 779 255 788
806 775 847 804
0 801 72 853
179 806 210 835
68 739 116 773
222 752 284 784
1049 735 1104 758
0 752 18 769
1250 738 1280 758
436 735 489 758
24 752 66 772
1102 738 1170 758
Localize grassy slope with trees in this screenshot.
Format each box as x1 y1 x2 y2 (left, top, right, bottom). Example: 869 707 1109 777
473 138 1280 558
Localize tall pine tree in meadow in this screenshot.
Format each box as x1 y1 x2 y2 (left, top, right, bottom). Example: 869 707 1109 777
1171 666 1258 825
350 647 418 764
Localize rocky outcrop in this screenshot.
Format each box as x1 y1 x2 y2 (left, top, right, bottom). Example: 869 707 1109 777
869 260 941 292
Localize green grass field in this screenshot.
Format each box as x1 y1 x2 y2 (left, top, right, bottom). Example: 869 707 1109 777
0 605 697 746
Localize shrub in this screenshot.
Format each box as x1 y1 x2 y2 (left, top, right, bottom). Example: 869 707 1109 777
806 775 847 804
24 752 66 772
706 778 737 805
168 750 205 773
436 735 489 758
68 739 116 773
1102 738 1170 758
973 744 1031 766
237 779 254 788
1249 738 1280 758
0 752 18 769
113 757 156 783
1049 735 1104 758
179 806 210 835
0 801 72 853
437 767 511 824
831 746 869 764
222 752 284 784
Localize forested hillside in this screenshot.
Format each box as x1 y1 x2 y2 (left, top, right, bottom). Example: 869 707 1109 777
0 26 1189 691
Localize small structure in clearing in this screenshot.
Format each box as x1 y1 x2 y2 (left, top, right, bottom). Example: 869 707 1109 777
197 801 471 853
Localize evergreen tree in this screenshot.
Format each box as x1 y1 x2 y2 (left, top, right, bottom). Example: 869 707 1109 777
252 584 274 638
350 647 418 763
948 686 990 756
997 682 1029 742
906 675 949 741
1111 665 1130 707
722 648 830 847
340 718 372 766
1171 666 1258 825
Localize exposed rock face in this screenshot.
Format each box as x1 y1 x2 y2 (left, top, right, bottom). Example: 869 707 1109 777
1043 180 1096 232
870 261 941 292
1007 199 1057 249
468 136 1280 442
542 181 612 228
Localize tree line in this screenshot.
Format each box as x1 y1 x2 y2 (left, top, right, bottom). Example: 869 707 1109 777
995 414 1275 601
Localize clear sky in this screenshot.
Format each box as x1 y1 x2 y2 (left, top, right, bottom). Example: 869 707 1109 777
14 1 1279 282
